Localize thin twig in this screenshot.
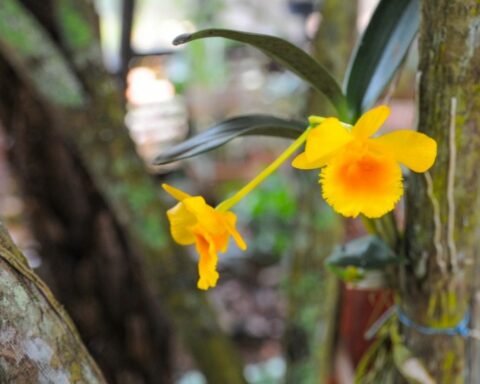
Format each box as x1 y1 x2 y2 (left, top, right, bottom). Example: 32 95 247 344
447 97 458 272
424 172 447 273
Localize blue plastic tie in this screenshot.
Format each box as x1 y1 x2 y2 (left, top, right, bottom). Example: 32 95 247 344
397 306 470 337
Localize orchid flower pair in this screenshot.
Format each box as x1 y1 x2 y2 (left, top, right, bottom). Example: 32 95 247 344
163 106 437 290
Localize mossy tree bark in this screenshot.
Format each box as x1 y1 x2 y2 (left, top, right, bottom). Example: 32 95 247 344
399 1 480 382
0 222 106 383
0 56 172 383
0 0 247 383
284 1 356 382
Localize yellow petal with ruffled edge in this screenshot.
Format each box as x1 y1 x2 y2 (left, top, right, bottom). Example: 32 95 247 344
320 149 403 218
351 105 390 140
292 117 353 169
370 130 437 173
290 105 437 218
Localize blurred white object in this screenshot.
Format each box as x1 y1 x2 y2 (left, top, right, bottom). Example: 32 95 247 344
127 67 176 105
125 65 189 169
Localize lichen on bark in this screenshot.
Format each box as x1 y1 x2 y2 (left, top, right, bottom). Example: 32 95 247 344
0 222 106 383
399 1 480 381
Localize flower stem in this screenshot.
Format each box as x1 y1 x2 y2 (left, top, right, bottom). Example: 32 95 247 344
363 213 399 250
216 127 312 212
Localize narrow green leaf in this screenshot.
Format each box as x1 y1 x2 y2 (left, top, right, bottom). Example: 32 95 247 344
325 235 397 270
153 115 306 165
344 0 420 118
355 334 387 383
174 29 351 120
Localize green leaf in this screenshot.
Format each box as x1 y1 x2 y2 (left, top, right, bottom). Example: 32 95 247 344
325 235 397 270
153 115 306 165
344 0 420 118
174 29 351 120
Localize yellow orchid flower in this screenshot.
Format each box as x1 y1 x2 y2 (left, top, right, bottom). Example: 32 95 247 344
292 105 437 218
163 127 312 290
162 183 247 290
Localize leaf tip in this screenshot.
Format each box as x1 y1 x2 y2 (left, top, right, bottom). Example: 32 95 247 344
173 33 193 46
152 155 167 165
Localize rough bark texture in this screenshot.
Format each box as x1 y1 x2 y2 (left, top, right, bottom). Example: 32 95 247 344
284 1 356 382
52 1 246 382
0 222 106 383
0 56 171 384
400 1 480 382
0 1 247 383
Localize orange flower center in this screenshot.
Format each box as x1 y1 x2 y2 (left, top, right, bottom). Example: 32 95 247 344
320 144 403 218
340 153 390 193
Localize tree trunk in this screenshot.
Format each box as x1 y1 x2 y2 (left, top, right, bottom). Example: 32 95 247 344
400 1 480 382
0 1 247 383
53 1 247 382
0 56 172 384
0 221 106 383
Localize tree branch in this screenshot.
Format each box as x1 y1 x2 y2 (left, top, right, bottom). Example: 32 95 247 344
0 221 106 383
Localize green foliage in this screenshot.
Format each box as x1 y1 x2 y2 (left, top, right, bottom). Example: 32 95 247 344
183 39 228 88
326 235 398 270
235 174 298 260
355 332 396 383
325 235 399 284
343 0 420 118
154 0 420 164
154 115 306 164
246 180 297 221
56 2 95 51
173 29 351 120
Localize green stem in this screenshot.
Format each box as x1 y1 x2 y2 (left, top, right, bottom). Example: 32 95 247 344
216 126 313 212
386 212 400 248
362 212 399 250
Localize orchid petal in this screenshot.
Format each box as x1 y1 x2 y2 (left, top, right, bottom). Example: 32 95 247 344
162 183 192 201
166 202 196 245
371 130 437 172
352 105 390 139
292 117 352 169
